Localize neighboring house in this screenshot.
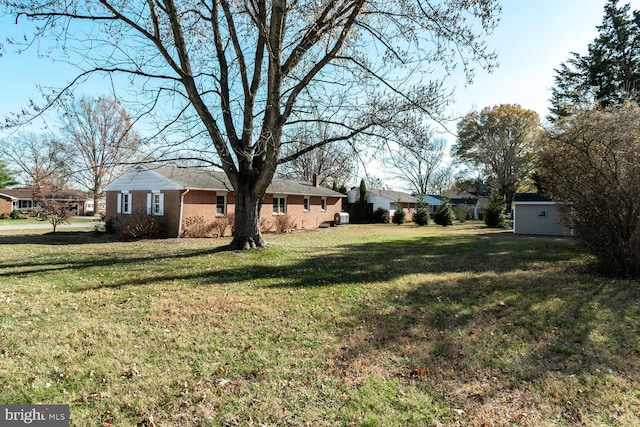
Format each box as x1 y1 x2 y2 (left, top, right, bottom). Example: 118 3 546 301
85 199 107 214
103 164 346 237
418 195 443 215
0 189 87 215
443 189 489 219
347 188 422 219
513 193 572 236
449 197 480 220
417 194 480 219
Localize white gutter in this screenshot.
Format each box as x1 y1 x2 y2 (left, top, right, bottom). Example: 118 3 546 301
177 188 190 238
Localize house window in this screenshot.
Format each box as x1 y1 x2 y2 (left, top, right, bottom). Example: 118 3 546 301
147 192 164 216
303 197 310 212
118 192 132 214
18 200 32 210
272 196 286 214
537 210 547 217
321 197 327 211
216 195 226 215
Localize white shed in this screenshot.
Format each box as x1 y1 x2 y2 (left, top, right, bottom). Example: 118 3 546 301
513 193 572 236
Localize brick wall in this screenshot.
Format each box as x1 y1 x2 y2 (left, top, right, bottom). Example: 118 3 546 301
106 189 344 238
0 197 12 215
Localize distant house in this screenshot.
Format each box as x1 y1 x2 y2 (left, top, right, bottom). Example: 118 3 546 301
103 164 346 237
85 198 106 214
347 188 422 219
0 189 87 215
442 189 489 220
513 193 572 236
418 195 443 215
417 194 481 219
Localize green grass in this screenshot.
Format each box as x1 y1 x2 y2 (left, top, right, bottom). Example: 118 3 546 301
0 216 99 225
1 223 639 426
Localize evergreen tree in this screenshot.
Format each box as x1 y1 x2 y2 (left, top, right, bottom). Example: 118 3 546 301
550 0 640 121
412 200 430 226
392 202 406 225
484 193 505 228
433 200 454 226
0 159 17 188
349 179 370 223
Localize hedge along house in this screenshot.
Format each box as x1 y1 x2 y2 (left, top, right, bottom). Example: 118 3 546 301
104 164 346 237
513 193 573 236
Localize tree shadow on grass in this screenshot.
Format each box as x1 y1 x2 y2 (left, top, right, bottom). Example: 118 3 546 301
4 227 636 422
0 230 114 246
57 231 581 291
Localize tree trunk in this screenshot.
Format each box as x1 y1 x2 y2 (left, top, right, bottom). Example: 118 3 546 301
229 189 265 250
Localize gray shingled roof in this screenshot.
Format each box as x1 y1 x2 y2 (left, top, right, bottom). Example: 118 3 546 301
145 164 232 191
146 164 345 197
0 189 86 201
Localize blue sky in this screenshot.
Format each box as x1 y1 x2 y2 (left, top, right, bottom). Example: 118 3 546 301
1 1 639 145
445 0 640 126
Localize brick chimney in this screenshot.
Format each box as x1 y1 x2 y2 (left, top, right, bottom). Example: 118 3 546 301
312 174 319 187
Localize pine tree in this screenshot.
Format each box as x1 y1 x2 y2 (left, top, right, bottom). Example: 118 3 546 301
484 193 505 228
412 200 430 226
0 159 17 188
392 202 406 225
349 179 370 223
550 0 640 121
433 200 454 226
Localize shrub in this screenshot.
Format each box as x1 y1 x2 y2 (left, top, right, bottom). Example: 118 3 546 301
412 201 430 226
540 102 640 276
433 200 454 226
182 216 216 238
392 207 406 225
0 212 9 220
85 210 95 217
275 214 296 233
371 207 390 223
113 210 160 240
453 204 472 223
260 217 271 233
213 214 234 237
484 193 505 228
10 210 21 219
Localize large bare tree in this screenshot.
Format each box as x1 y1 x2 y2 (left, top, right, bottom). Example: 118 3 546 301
59 95 141 213
1 0 500 249
1 133 71 191
386 120 451 195
277 122 356 187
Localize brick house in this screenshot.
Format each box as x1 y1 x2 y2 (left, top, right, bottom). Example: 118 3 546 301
103 164 346 237
0 189 87 215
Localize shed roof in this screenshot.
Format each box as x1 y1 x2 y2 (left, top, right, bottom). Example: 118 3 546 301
513 193 553 202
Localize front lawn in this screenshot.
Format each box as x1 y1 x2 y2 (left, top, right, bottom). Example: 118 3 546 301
0 216 99 225
0 224 638 426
